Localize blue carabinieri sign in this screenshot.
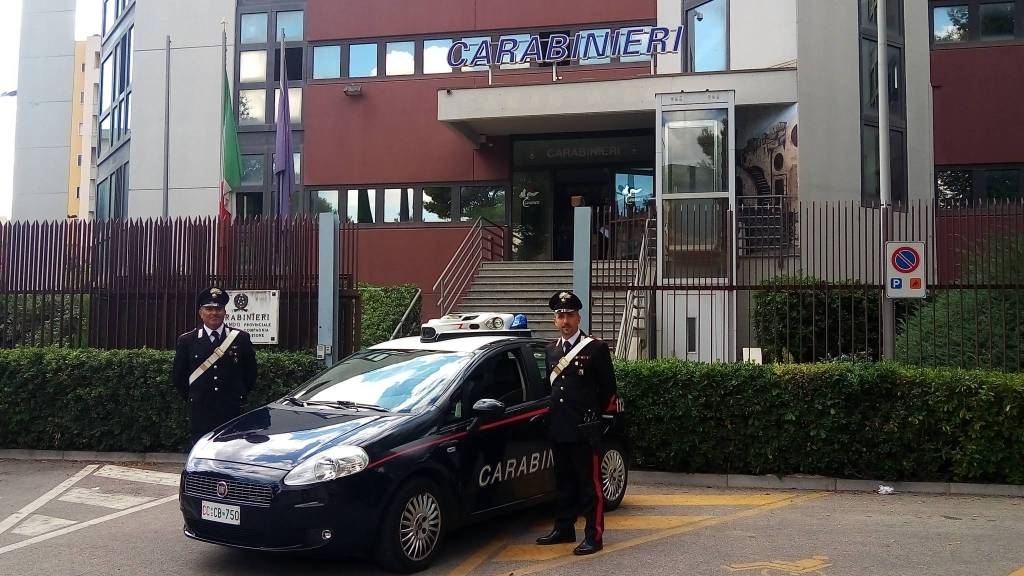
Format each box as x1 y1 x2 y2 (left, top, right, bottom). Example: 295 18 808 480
446 26 685 68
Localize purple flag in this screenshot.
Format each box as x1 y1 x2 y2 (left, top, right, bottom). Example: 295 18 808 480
274 33 295 217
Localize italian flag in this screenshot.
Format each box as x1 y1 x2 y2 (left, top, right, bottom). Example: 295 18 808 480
220 70 242 221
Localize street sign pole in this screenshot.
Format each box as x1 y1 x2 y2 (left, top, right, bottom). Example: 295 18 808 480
877 0 895 360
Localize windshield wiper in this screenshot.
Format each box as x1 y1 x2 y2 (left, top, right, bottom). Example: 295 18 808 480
281 396 307 407
306 400 390 412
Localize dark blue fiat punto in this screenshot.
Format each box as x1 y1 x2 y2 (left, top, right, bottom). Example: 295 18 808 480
180 327 629 573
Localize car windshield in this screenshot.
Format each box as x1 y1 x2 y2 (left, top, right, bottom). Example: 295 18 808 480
284 349 473 413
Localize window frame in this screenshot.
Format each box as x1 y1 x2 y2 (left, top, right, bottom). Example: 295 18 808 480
929 0 1024 48
683 0 731 73
935 164 1024 205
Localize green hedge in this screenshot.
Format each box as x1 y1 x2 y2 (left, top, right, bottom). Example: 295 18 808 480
752 275 880 363
618 360 1024 483
0 348 322 452
4 348 1023 484
359 283 420 348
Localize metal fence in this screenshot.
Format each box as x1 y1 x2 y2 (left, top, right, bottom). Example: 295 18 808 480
591 199 1024 372
0 217 359 352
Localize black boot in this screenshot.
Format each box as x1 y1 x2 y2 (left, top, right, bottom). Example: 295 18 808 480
536 529 576 545
572 539 602 555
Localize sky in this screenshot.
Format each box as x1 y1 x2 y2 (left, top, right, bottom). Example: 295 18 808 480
0 0 101 220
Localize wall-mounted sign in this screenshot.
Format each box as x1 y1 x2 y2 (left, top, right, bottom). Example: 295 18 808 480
225 289 280 344
513 136 655 167
447 26 685 68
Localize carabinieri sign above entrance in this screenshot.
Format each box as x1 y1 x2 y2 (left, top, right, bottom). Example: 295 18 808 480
446 26 685 68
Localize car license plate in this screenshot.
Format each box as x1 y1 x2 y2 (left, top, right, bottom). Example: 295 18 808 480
201 501 240 525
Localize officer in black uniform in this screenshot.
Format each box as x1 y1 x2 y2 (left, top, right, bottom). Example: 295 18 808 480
172 287 258 447
535 290 617 556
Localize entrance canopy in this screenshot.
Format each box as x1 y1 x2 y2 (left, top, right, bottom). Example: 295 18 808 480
437 69 797 145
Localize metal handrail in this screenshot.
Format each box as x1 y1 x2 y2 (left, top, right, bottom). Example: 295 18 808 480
615 218 655 360
432 218 505 315
390 288 422 340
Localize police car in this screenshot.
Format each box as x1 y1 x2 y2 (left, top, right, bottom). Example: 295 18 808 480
179 315 629 573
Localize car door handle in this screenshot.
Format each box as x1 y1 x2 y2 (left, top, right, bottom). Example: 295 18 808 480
529 414 547 424
439 440 459 453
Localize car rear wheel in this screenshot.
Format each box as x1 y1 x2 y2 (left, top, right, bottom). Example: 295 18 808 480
374 477 447 573
600 441 628 511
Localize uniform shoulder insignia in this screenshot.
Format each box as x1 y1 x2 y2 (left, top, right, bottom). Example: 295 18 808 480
179 328 197 339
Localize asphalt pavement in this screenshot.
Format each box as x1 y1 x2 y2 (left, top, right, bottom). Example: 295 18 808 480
1 459 1022 576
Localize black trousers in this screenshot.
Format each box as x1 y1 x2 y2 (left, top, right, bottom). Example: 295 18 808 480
552 441 605 543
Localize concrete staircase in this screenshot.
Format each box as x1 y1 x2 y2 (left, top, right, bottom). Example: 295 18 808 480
457 261 572 341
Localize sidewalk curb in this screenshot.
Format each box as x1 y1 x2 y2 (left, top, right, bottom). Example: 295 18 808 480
629 471 1023 497
3 450 1020 497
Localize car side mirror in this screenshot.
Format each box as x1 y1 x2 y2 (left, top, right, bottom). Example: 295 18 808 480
472 398 506 417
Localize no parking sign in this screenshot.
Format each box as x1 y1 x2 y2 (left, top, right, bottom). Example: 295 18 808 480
885 242 926 298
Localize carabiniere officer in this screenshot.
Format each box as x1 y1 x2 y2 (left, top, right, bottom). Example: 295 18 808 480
536 290 618 555
172 287 257 448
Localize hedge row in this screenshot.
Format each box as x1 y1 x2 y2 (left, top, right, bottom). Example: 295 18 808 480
2 348 1023 484
0 348 321 452
618 360 1024 484
358 283 421 348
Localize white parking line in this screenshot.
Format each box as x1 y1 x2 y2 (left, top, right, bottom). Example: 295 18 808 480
93 465 180 487
11 515 78 537
0 494 179 556
0 464 99 535
58 487 155 510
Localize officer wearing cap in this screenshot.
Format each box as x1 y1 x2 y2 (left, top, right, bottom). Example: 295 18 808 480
535 290 617 555
172 287 257 447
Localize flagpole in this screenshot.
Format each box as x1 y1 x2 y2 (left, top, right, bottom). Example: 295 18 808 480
162 35 171 218
220 20 227 219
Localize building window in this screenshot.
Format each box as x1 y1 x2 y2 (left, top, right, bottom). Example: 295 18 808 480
101 55 113 113
313 45 341 79
239 50 267 83
936 165 1024 205
386 41 416 76
347 189 377 223
275 11 304 41
236 193 264 219
274 88 302 123
274 47 304 81
240 13 268 44
383 188 414 222
460 36 492 71
349 43 378 77
310 190 339 214
460 185 506 223
97 178 111 220
103 0 115 36
422 187 453 222
241 154 264 186
99 116 111 153
238 89 266 124
686 0 728 72
497 34 531 70
931 0 1022 44
423 39 454 74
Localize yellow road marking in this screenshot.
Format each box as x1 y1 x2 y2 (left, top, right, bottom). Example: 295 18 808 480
491 492 829 576
504 516 711 561
446 531 513 576
622 494 796 507
725 555 832 574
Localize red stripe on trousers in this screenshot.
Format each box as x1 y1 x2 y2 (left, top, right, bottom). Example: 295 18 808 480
591 450 604 541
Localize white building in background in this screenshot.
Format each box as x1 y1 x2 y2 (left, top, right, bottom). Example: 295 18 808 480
11 0 77 221
94 0 235 220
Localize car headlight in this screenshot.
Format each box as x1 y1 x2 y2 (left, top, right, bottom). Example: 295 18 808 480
283 445 369 486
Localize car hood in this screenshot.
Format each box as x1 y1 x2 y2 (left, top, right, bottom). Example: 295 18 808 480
195 405 400 471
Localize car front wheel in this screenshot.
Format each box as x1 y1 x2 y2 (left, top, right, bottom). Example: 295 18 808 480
374 477 447 573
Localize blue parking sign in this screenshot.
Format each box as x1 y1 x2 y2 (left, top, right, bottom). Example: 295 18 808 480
890 278 903 289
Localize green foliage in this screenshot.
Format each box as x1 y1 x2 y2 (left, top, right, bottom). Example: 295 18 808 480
0 348 322 452
0 294 90 347
617 359 1024 483
359 283 420 348
896 237 1024 372
752 275 880 363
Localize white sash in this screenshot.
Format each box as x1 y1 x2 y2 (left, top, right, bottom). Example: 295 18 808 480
188 329 240 385
549 337 594 385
